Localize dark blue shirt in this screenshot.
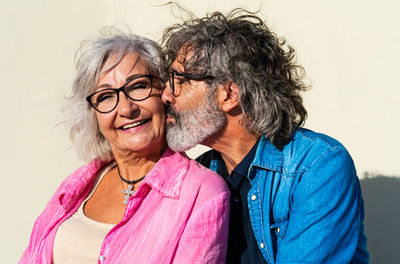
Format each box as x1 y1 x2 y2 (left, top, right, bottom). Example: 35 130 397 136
196 140 267 264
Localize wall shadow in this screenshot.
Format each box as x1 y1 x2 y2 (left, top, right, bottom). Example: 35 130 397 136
360 173 400 264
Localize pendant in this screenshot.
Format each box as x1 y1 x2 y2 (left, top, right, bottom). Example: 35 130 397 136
122 184 135 204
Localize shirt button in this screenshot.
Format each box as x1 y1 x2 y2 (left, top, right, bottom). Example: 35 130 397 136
251 194 257 200
260 242 265 248
277 227 280 233
99 255 105 262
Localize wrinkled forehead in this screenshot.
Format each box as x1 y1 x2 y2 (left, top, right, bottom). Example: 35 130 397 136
94 52 156 91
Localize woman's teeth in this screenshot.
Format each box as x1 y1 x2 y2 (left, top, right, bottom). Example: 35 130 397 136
122 120 147 129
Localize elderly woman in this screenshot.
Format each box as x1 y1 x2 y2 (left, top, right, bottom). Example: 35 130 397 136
20 30 229 264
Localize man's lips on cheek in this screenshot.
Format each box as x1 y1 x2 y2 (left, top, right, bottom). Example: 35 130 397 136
166 108 177 119
166 114 176 124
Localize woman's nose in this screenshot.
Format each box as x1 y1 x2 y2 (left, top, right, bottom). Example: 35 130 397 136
117 93 138 116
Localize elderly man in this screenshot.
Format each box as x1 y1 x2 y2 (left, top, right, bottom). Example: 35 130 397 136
161 9 369 264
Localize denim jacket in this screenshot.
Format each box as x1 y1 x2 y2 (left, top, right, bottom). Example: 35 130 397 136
205 128 369 263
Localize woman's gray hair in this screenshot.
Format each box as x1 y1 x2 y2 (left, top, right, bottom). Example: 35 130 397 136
162 8 308 148
64 27 163 162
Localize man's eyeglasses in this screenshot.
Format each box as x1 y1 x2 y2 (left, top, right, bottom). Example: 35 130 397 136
86 74 163 113
168 70 215 96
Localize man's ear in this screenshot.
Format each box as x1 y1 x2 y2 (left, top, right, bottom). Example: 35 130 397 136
218 81 240 112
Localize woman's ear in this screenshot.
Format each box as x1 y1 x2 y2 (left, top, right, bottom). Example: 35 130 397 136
218 81 240 112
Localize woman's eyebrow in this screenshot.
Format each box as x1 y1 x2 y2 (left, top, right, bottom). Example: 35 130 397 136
96 83 112 91
126 73 147 82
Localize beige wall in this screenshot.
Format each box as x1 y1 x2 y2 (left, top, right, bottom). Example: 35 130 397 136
1 0 399 263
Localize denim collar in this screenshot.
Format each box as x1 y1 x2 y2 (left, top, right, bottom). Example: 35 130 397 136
208 134 283 177
250 134 283 172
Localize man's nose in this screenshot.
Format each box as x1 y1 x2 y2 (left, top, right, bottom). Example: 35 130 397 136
162 81 176 106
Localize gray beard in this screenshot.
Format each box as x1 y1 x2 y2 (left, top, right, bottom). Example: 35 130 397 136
166 95 226 152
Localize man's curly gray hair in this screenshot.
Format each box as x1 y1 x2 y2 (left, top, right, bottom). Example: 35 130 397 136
162 8 308 147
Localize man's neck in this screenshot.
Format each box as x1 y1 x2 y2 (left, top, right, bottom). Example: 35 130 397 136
203 124 259 174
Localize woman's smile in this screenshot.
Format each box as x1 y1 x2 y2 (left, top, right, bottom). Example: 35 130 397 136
117 118 151 131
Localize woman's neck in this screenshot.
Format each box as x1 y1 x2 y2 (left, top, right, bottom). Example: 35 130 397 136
111 143 166 181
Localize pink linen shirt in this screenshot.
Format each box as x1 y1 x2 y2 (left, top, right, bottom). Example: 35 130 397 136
20 149 230 264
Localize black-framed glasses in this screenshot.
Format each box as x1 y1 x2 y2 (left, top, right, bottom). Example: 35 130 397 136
86 74 163 113
168 70 215 96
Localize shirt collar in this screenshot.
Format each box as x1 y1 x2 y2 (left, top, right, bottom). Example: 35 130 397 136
208 134 284 173
139 148 189 199
232 139 259 177
59 148 189 210
251 134 283 172
59 158 107 211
